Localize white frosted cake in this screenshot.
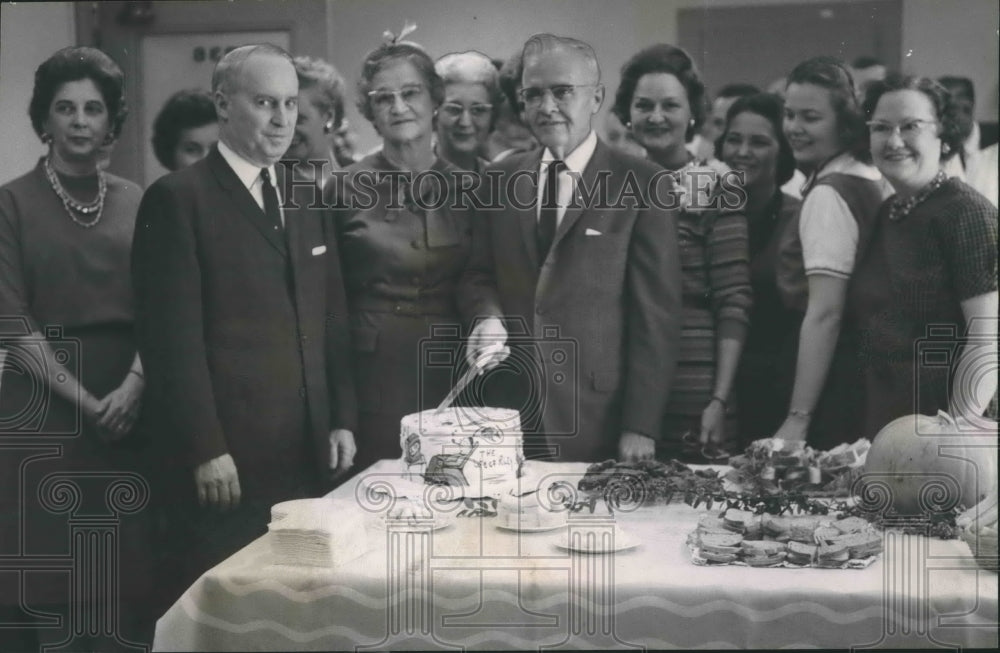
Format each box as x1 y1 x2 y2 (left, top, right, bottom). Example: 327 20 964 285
400 407 524 494
498 489 565 530
268 498 368 568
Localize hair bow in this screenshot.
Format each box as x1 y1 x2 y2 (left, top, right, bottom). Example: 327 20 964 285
382 20 417 46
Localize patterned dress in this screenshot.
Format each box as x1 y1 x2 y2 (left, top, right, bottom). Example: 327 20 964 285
659 160 752 457
848 176 998 439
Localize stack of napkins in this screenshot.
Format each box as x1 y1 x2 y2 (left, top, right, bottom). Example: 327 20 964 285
268 497 369 567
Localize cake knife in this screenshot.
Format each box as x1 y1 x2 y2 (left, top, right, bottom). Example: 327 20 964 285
435 357 486 413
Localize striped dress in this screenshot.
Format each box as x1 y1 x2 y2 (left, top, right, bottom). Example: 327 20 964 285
659 170 752 455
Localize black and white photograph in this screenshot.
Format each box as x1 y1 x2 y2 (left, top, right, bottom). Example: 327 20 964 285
0 1 997 650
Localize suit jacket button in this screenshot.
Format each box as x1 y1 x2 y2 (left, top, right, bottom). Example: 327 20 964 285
394 304 402 313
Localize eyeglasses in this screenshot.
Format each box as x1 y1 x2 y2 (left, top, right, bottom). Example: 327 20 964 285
681 431 730 463
866 119 938 139
368 84 426 110
439 102 493 120
517 84 597 108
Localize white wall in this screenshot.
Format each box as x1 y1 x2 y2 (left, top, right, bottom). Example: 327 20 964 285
0 2 76 186
326 0 998 153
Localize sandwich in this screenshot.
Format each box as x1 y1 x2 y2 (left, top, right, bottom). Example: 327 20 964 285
740 540 787 567
763 515 792 541
786 541 817 565
832 516 869 535
743 514 764 539
723 509 756 533
816 542 850 567
832 532 883 558
699 532 743 563
813 526 841 545
697 513 731 536
789 517 821 543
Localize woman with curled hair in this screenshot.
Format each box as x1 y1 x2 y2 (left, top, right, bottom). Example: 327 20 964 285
324 32 473 473
151 89 217 171
434 51 502 173
284 55 349 189
613 44 752 461
771 56 891 448
0 46 152 649
718 93 802 440
848 75 997 437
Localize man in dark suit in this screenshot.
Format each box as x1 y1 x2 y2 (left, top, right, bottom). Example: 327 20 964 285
132 44 356 596
459 34 683 463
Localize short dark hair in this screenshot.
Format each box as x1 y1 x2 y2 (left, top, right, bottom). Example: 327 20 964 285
937 75 975 105
717 92 797 186
716 83 760 100
29 46 128 141
356 41 444 122
613 44 705 142
862 74 966 162
294 55 347 129
151 89 217 170
786 56 868 161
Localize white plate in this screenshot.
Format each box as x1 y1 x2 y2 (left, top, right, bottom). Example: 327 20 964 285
496 521 567 533
555 531 640 554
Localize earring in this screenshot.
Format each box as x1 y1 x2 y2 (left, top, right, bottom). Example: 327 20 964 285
102 133 115 146
41 133 52 144
689 119 695 127
323 120 334 135
625 121 632 129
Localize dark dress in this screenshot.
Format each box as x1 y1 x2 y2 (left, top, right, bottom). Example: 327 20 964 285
848 177 998 439
0 161 149 641
327 152 473 471
734 191 802 441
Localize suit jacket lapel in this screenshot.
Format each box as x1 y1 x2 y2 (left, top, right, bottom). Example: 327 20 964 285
207 147 288 257
515 151 544 269
551 139 612 251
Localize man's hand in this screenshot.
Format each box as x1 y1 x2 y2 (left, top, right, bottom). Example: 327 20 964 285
329 429 357 478
193 453 241 511
618 431 655 462
465 317 510 372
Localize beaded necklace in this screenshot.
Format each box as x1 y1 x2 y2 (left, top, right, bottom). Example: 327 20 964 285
888 170 947 222
43 155 107 228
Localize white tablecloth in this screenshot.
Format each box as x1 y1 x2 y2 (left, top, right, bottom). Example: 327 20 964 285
153 460 998 650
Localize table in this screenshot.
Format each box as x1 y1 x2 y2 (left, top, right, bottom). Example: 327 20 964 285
153 460 998 650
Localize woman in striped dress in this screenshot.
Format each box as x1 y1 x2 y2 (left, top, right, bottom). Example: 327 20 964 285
614 44 752 461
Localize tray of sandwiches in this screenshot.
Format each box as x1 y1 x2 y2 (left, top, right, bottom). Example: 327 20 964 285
687 508 882 569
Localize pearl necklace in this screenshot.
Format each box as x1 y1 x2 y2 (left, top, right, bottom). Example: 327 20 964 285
43 156 107 228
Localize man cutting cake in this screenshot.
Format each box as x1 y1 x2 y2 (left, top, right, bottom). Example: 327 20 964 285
459 34 683 463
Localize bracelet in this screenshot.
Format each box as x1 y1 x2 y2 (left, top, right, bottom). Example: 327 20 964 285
709 395 727 408
788 408 812 420
128 369 144 379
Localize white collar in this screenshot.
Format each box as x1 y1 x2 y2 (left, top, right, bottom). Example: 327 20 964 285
816 151 882 182
218 140 276 190
541 130 598 176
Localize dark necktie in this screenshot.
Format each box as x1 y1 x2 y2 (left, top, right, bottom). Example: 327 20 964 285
260 168 282 230
537 159 566 262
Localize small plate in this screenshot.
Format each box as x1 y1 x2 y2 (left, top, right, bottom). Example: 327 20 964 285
555 531 639 554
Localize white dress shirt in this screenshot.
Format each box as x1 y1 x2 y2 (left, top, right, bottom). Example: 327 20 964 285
217 140 284 226
537 130 599 226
